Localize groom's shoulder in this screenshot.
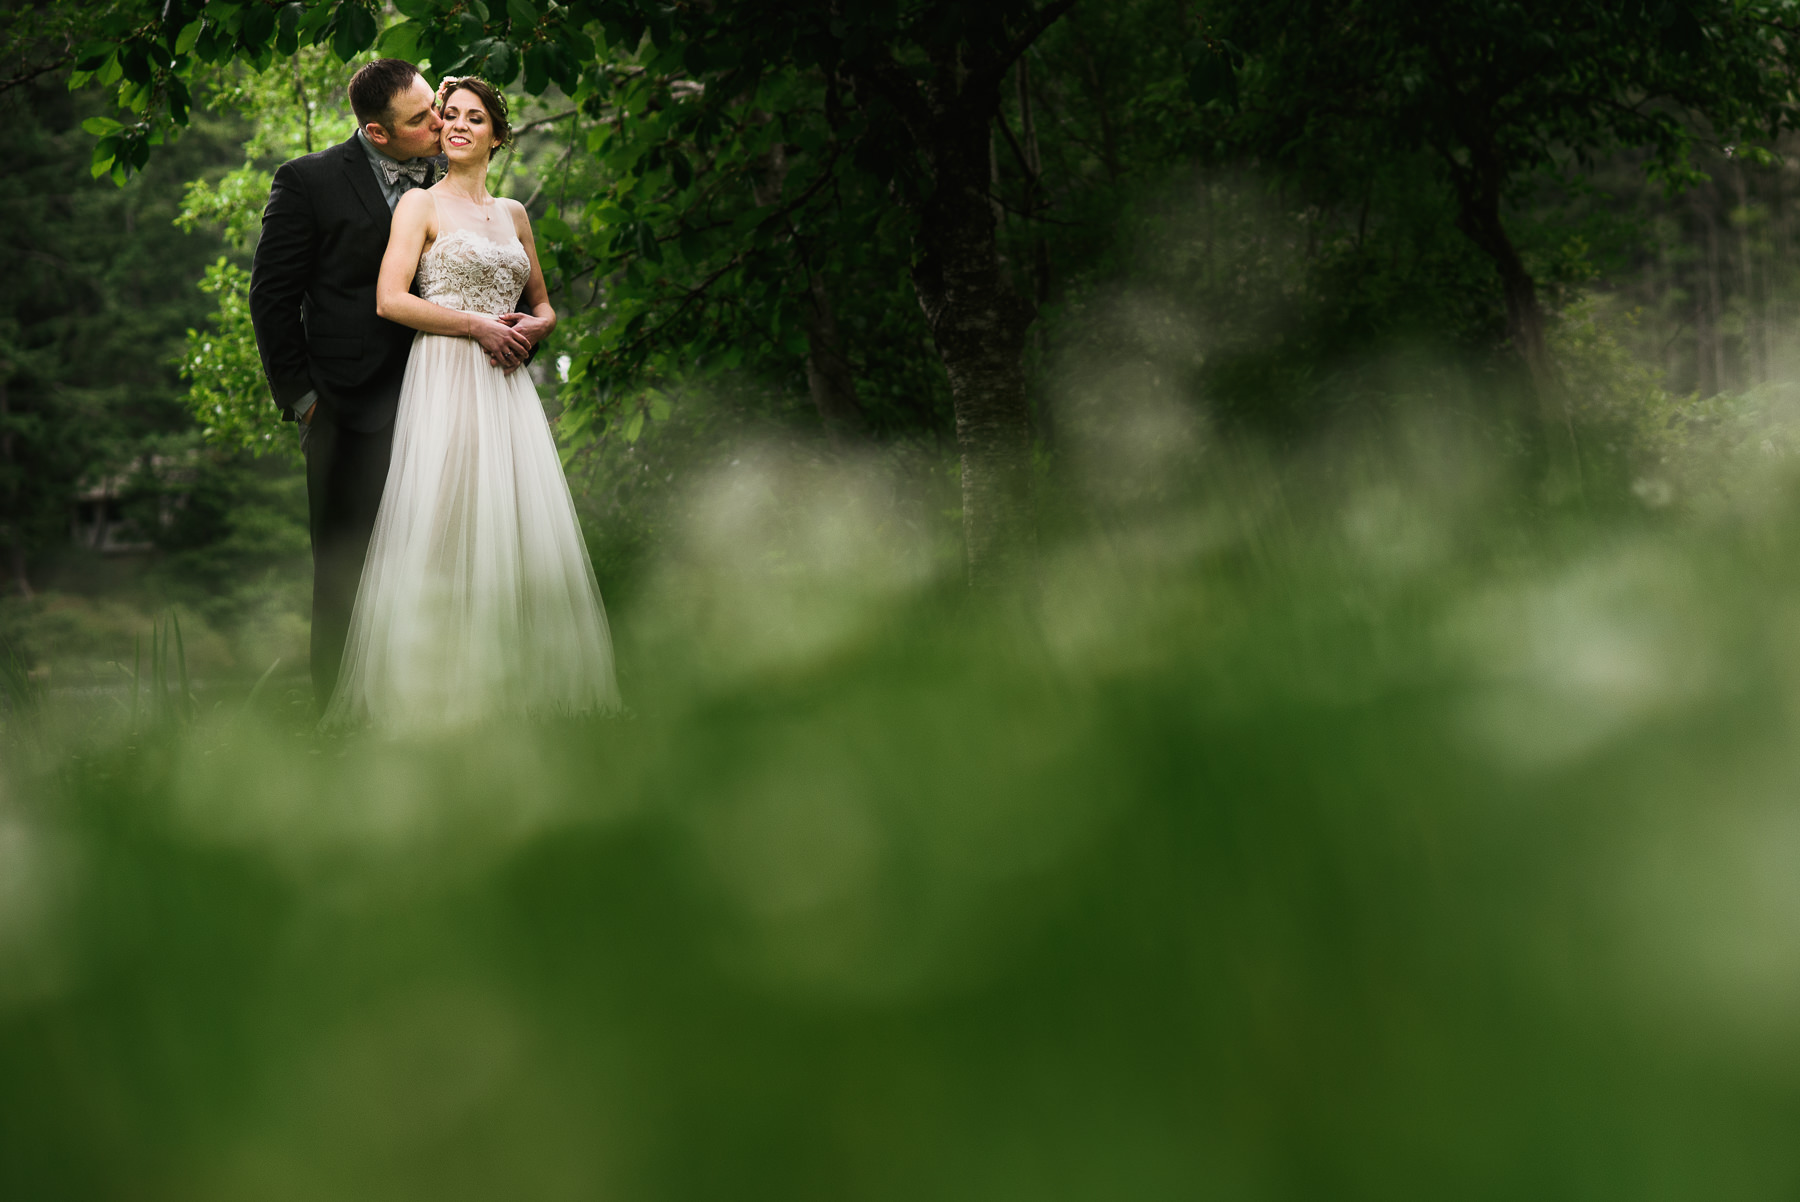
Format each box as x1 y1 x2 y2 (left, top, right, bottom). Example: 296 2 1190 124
276 136 358 184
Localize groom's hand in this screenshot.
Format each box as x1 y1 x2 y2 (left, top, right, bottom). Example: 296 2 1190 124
472 316 533 371
497 311 553 349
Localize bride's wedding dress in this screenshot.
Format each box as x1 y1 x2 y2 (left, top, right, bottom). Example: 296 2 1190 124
322 202 619 731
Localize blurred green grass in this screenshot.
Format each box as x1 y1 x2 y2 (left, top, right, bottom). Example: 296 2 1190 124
7 432 1800 1199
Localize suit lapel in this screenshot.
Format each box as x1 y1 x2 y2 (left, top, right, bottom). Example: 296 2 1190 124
336 134 392 229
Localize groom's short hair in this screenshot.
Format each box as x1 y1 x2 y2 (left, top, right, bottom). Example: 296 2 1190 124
348 59 424 133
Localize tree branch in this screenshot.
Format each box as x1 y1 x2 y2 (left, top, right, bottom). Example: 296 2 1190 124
513 109 578 136
995 108 1037 184
609 251 748 361
987 188 1080 226
970 0 1080 95
0 53 73 96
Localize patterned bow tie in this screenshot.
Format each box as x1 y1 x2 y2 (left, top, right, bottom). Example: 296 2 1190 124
379 157 430 187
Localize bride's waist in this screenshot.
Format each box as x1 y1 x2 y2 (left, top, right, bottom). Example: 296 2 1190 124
419 295 514 317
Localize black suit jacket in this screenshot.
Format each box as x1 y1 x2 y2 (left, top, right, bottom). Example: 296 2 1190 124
249 135 442 434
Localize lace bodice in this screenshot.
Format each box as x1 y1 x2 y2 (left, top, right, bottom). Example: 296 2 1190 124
417 228 531 316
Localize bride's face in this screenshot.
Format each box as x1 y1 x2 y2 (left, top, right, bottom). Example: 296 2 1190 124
439 89 497 164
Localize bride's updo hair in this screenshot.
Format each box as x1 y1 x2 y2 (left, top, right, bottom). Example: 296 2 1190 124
434 75 511 157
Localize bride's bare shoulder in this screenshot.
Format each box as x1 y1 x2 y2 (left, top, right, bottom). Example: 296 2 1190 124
394 188 436 220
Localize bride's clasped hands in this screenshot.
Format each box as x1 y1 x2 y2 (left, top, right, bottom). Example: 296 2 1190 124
373 95 541 374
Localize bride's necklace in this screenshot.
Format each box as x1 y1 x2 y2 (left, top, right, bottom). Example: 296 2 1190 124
442 184 495 222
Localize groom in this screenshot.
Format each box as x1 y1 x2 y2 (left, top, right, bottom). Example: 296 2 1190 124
250 59 534 706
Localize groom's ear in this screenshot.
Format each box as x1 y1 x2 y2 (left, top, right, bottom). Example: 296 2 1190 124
363 120 392 147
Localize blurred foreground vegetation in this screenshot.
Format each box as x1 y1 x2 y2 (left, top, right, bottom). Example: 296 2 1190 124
10 419 1800 1195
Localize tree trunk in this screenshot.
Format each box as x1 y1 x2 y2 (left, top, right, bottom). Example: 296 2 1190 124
1734 162 1766 386
1704 199 1728 393
1451 179 1583 498
753 135 869 446
1016 55 1054 448
1071 38 1120 183
909 105 1038 586
0 372 31 600
798 271 868 446
841 5 1077 585
1691 187 1717 395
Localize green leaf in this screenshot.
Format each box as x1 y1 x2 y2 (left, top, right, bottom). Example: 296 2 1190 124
393 0 437 16
507 0 538 29
467 0 490 21
120 46 152 85
648 391 671 421
668 148 692 189
168 75 191 125
377 20 422 58
74 41 114 71
537 215 574 243
456 37 498 74
240 3 276 47
623 410 645 442
523 44 551 94
273 4 303 51
175 20 204 54
170 73 192 113
333 2 377 60
485 42 517 84
556 24 594 62
546 40 581 94
82 116 124 136
297 1 334 39
635 221 663 264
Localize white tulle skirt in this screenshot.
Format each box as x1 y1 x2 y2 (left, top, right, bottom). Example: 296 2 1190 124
322 331 620 732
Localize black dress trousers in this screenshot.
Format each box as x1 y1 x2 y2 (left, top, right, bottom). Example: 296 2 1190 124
302 405 395 708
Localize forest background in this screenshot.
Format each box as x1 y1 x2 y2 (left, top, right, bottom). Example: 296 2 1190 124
8 0 1800 674
17 2 1800 1196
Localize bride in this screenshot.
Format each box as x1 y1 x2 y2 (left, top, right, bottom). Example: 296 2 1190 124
322 75 620 730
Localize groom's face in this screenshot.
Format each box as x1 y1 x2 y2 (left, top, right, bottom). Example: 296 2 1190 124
368 75 443 161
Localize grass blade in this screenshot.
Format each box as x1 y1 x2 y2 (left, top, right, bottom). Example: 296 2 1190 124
243 657 282 714
172 611 192 723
